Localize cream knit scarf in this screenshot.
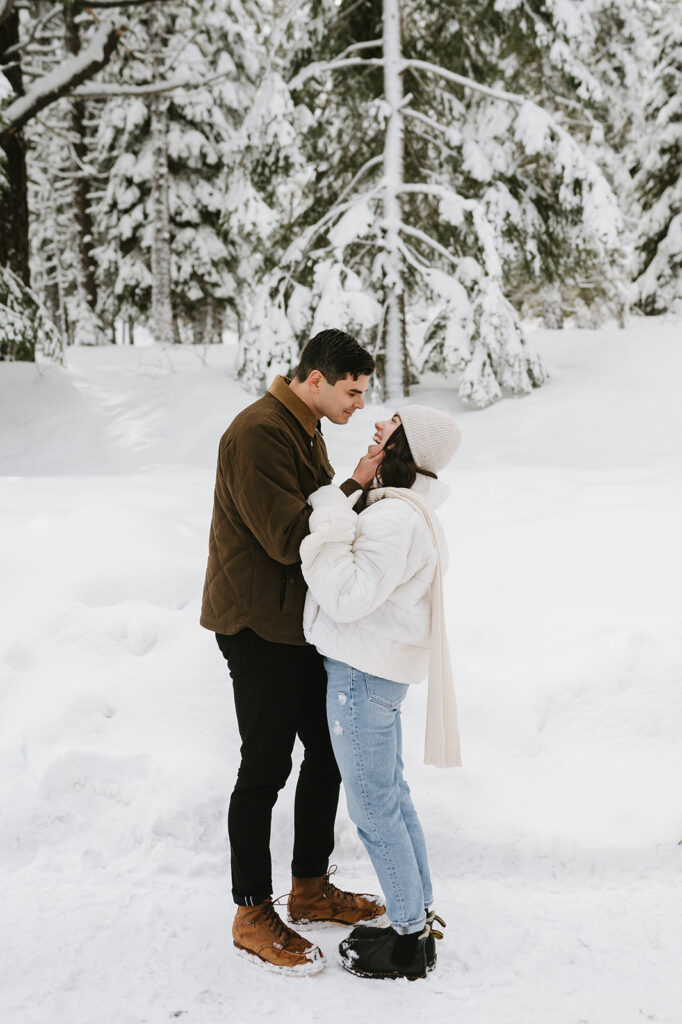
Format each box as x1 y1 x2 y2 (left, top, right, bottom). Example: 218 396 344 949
373 486 462 768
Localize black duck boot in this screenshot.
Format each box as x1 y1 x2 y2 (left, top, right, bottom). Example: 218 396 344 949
338 924 429 980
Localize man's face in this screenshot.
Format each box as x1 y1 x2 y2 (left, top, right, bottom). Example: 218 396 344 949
317 373 370 424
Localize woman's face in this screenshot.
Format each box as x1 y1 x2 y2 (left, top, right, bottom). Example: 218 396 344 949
367 414 401 455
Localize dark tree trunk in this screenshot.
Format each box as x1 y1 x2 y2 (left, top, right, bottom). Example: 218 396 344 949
0 11 30 285
64 6 98 310
148 2 178 345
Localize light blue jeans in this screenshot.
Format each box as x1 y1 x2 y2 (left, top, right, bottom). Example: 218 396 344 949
325 657 433 934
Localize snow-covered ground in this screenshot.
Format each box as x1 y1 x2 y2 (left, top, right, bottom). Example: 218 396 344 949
1 321 681 1024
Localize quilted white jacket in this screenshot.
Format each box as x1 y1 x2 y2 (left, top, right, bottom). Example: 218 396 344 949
300 475 450 685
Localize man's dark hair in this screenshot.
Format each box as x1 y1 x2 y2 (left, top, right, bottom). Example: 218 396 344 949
294 329 375 385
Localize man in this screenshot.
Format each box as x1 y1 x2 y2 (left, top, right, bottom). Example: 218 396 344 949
201 329 386 975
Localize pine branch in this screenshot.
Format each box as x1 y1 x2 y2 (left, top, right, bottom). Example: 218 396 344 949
290 57 385 91
398 239 432 276
279 169 384 294
328 0 366 29
72 0 177 6
292 183 383 257
281 158 383 269
1 22 121 138
160 26 203 79
335 39 383 61
404 58 526 108
410 128 454 162
69 68 235 99
333 154 383 212
2 3 61 59
406 58 609 215
398 182 475 212
33 116 106 177
402 107 460 147
398 222 459 268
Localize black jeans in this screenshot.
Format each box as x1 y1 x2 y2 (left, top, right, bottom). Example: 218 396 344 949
216 628 341 906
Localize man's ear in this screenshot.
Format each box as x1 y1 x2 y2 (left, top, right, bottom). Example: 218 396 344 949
307 370 324 393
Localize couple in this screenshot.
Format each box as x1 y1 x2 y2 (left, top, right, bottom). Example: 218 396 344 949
200 329 462 981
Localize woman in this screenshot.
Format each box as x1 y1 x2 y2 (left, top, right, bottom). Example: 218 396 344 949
299 404 462 981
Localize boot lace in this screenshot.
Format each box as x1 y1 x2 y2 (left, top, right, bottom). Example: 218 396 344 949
255 898 302 947
322 864 376 903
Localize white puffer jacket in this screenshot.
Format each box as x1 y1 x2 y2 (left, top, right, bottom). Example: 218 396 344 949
300 475 450 685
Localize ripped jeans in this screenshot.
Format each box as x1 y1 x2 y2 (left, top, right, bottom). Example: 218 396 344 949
324 657 433 935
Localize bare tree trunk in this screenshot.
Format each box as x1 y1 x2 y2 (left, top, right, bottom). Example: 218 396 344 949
148 3 177 345
64 6 98 314
542 282 564 329
51 227 72 344
0 10 30 287
198 294 222 345
382 0 407 397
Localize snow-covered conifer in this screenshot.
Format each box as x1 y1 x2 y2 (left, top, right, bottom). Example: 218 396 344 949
1 35 63 359
0 263 61 361
27 71 110 347
634 5 682 314
235 0 625 405
92 0 260 344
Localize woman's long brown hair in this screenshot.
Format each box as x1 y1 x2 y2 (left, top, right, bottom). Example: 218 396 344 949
355 424 436 512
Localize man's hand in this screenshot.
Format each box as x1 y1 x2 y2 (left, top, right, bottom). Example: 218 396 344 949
351 444 384 487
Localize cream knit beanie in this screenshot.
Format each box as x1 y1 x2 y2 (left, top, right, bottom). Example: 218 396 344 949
396 404 462 474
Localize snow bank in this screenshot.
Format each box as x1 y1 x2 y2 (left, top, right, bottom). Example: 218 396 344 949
1 325 680 1023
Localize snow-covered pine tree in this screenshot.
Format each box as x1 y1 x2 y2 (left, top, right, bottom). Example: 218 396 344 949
220 51 320 387
422 0 629 337
634 2 682 314
235 0 625 405
561 0 645 328
1 78 61 361
1 9 64 360
25 6 110 348
92 0 259 344
1 0 124 360
147 1 178 346
28 116 80 345
1 64 60 361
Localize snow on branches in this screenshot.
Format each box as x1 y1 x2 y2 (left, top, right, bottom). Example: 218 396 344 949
231 0 626 406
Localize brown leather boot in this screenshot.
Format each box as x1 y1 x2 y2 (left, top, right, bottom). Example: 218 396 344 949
232 899 326 975
287 866 386 928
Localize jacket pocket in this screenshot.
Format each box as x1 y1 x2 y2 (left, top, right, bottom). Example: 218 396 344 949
279 569 287 610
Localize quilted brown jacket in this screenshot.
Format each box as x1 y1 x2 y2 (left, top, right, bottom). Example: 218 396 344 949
200 376 360 644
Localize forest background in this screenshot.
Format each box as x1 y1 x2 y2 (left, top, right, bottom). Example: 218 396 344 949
1 0 681 406
2 5 681 1019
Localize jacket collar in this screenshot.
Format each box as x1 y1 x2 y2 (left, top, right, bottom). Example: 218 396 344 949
365 474 451 509
267 376 319 438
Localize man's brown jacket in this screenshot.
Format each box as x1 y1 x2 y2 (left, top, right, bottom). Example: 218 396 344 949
200 376 360 645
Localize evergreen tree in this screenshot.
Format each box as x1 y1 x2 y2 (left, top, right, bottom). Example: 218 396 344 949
1 47 60 359
634 4 682 314
233 0 626 405
92 0 260 344
222 63 319 386
25 8 110 348
1 2 121 360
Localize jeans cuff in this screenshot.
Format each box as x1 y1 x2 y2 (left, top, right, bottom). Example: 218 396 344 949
391 915 427 935
232 889 271 907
